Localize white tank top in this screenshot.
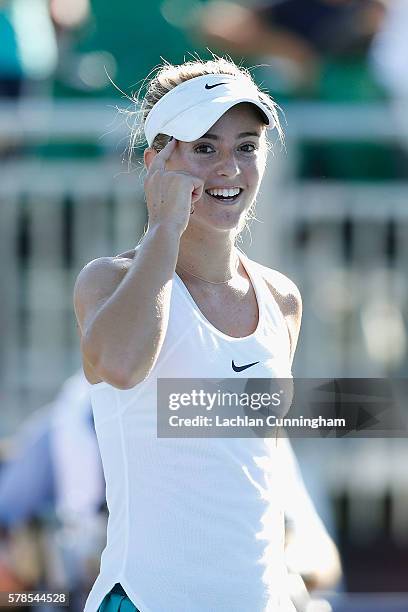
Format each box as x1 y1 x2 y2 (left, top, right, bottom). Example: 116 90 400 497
83 250 295 612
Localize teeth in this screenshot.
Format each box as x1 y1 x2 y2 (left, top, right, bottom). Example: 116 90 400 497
207 188 240 198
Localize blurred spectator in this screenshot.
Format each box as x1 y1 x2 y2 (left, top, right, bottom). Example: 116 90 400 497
0 406 55 529
0 405 55 596
49 370 106 610
0 0 87 157
370 0 408 158
192 0 395 181
278 437 342 594
0 0 91 104
49 0 90 30
48 0 103 96
0 0 58 98
194 0 386 98
0 371 106 611
54 0 208 98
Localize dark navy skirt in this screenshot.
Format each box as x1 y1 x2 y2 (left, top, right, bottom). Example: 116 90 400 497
97 584 139 612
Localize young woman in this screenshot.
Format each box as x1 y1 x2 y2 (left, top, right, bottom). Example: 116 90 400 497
74 57 302 612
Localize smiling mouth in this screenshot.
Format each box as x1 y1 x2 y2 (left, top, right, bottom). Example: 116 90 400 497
205 188 243 203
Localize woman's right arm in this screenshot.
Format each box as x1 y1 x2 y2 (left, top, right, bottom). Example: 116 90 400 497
74 224 182 389
74 139 204 390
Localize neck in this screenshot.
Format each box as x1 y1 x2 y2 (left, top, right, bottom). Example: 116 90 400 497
177 225 239 283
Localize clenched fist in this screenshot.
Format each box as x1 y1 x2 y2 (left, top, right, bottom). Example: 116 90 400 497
144 139 204 235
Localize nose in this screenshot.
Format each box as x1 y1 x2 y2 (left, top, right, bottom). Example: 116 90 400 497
215 152 240 178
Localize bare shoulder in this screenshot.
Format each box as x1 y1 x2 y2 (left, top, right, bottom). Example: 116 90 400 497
250 260 302 363
257 262 302 319
73 251 138 385
73 251 136 333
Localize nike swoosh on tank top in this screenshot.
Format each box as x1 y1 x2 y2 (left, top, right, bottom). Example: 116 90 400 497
83 250 296 612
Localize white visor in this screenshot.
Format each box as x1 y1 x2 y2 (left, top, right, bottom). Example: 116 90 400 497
144 73 276 147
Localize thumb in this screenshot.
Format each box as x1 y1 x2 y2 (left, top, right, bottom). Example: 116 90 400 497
191 177 204 204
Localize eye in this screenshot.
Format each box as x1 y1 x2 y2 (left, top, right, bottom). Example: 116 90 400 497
239 143 257 153
194 143 215 154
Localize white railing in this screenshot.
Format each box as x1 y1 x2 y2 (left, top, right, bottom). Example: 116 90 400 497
0 99 401 142
275 181 408 378
0 158 146 435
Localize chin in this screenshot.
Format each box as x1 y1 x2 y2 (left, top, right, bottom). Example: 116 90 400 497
192 209 245 232
193 196 249 228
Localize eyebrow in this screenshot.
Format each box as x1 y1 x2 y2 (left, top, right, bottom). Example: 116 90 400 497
199 131 261 140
